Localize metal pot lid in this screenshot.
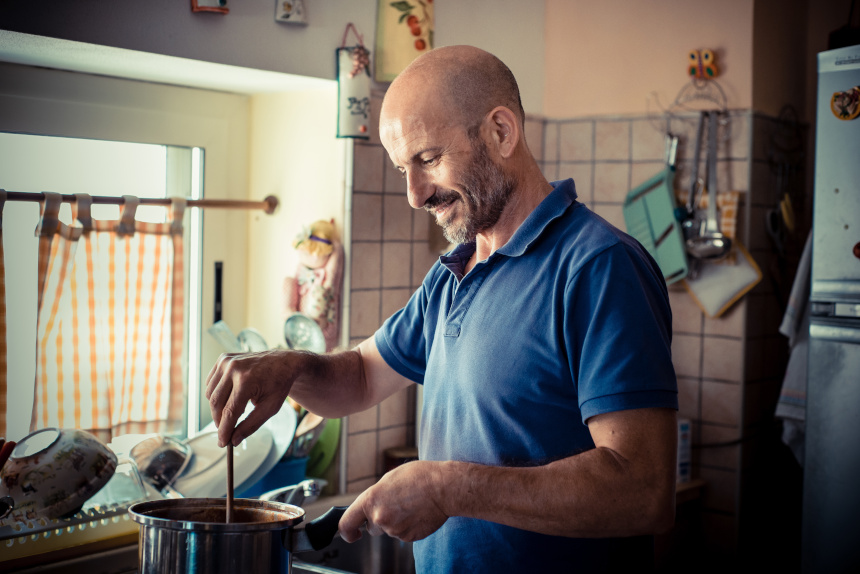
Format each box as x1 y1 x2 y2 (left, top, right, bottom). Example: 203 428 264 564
129 497 304 533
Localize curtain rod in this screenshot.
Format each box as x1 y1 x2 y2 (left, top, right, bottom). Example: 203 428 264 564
1 191 279 215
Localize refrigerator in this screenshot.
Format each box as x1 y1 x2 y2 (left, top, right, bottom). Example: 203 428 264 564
804 44 860 573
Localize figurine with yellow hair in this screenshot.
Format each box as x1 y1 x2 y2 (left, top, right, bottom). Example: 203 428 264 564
283 219 344 351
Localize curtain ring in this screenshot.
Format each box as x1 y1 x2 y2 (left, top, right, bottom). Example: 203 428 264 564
73 193 94 233
0 189 6 232
36 192 63 238
116 195 139 236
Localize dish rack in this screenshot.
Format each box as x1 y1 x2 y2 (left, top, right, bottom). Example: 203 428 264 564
0 501 139 564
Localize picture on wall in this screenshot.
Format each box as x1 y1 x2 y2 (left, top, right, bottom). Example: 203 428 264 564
374 0 434 83
275 0 307 25
191 0 229 14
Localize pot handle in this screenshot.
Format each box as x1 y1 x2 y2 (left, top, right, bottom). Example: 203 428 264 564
285 506 348 552
306 506 349 551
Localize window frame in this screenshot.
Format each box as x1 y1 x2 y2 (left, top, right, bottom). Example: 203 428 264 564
0 62 252 437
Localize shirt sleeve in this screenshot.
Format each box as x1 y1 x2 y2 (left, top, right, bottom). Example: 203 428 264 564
374 262 445 384
565 242 679 422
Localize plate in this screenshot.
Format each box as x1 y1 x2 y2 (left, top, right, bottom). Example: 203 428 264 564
238 328 269 352
201 401 299 495
175 433 227 481
172 428 273 498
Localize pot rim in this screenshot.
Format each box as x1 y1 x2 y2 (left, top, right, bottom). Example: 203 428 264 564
128 497 305 533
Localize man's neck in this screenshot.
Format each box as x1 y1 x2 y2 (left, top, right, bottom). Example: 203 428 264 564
472 176 553 264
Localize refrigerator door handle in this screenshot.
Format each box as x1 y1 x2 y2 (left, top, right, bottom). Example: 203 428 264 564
810 322 860 344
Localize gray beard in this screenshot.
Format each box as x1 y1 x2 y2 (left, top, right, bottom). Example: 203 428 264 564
428 138 518 244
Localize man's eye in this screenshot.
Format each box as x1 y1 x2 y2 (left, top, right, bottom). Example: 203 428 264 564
422 157 439 166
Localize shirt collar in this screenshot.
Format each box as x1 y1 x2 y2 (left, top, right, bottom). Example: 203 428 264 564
495 178 578 258
439 179 578 278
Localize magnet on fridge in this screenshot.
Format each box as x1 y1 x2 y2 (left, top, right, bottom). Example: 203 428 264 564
831 86 860 120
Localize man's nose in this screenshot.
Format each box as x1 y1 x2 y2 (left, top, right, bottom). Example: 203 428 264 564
405 169 433 209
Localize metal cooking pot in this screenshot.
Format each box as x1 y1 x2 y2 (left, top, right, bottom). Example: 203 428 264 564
129 498 346 574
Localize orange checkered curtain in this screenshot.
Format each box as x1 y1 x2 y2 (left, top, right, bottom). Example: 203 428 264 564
30 193 186 442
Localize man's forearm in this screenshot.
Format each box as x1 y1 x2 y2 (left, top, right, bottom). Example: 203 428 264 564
337 408 677 543
437 447 675 538
434 407 678 538
287 348 371 418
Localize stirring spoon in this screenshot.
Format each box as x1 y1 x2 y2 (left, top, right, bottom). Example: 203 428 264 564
226 443 234 523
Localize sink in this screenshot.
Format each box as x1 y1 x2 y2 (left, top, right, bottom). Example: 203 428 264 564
293 533 415 574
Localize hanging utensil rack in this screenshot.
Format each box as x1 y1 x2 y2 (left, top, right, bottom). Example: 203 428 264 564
647 76 731 141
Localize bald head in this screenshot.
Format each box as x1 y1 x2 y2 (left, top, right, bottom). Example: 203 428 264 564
382 45 525 133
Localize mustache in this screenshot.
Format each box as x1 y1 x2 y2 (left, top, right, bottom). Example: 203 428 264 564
423 190 459 211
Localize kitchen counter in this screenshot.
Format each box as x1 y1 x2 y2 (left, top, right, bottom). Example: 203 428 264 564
3 494 363 574
6 482 703 573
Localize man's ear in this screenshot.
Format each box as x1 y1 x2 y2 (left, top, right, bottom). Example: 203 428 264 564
485 106 520 159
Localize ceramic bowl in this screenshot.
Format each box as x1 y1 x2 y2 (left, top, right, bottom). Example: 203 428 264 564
0 428 117 521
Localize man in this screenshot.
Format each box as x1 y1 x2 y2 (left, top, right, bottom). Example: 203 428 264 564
207 45 678 573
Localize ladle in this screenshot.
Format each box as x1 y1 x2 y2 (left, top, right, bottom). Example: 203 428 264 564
686 110 732 261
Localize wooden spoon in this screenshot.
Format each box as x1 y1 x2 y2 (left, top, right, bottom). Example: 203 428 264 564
226 443 234 523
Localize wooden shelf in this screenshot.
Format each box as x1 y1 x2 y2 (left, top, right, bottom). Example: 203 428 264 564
675 478 706 505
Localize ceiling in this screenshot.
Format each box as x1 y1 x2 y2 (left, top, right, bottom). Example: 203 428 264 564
0 30 333 94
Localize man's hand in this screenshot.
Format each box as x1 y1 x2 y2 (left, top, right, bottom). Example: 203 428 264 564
339 461 449 543
205 349 301 447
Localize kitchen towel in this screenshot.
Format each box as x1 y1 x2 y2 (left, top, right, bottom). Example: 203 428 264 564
683 241 762 318
775 232 812 465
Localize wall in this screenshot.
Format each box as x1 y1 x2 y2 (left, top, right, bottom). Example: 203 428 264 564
0 0 546 115
541 105 809 567
342 90 436 493
543 0 755 118
752 0 809 117
244 88 347 354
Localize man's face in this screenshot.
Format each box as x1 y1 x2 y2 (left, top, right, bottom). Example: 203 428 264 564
425 133 517 244
380 105 517 244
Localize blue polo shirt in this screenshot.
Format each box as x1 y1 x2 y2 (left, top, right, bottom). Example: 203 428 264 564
374 179 677 573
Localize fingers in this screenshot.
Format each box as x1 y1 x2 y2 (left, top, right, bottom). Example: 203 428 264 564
205 350 291 447
203 356 223 400
207 357 246 448
339 500 369 543
231 401 277 446
216 392 244 449
207 367 235 432
205 354 235 429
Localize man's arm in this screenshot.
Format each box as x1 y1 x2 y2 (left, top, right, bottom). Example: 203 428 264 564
339 406 677 542
206 337 412 447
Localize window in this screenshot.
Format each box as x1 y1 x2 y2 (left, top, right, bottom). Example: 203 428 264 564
1 133 203 441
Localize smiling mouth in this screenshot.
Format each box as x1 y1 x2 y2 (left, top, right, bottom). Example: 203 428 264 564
428 196 458 220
